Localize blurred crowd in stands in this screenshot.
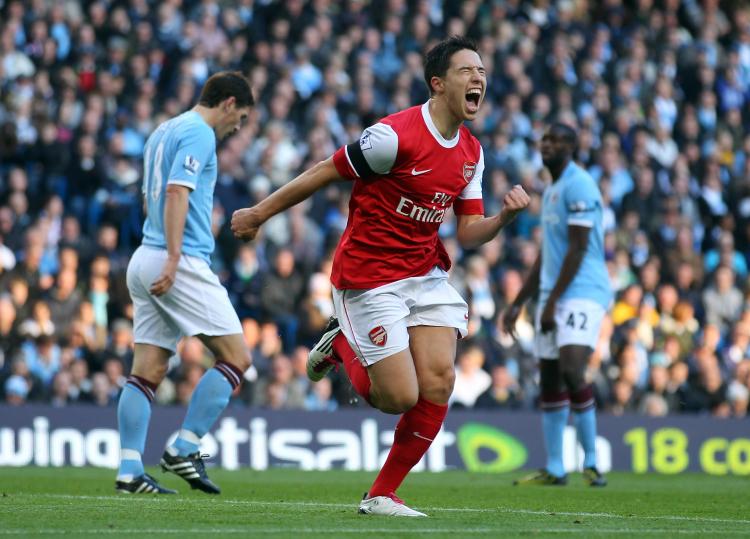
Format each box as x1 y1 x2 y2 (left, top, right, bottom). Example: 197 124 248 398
1 0 750 418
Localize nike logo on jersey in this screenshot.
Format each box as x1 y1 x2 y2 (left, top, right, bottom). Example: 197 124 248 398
413 431 434 442
411 167 432 176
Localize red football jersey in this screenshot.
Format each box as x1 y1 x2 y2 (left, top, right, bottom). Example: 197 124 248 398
331 102 485 289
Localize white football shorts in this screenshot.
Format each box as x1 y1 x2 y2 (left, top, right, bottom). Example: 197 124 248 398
534 298 606 359
332 266 468 365
127 245 242 352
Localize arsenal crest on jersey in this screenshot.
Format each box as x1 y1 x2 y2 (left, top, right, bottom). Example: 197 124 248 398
368 326 387 346
463 162 477 183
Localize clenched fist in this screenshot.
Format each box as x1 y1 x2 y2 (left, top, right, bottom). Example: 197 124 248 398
499 185 530 224
231 207 263 241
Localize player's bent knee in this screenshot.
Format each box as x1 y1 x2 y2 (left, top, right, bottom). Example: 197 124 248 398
420 378 454 404
562 369 587 393
201 334 252 372
132 343 171 384
400 393 419 411
559 359 587 392
224 350 251 372
440 367 456 391
426 386 452 404
417 364 455 404
131 359 169 385
443 368 456 393
379 400 417 415
376 390 418 414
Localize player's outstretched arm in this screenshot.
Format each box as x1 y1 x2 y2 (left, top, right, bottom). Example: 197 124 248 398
456 185 530 249
539 225 590 332
231 157 343 242
501 253 541 340
150 184 190 296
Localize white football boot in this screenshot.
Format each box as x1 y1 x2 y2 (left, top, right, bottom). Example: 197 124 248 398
358 492 427 517
306 317 342 381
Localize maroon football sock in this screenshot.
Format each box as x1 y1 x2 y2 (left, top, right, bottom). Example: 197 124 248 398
368 396 448 497
570 385 595 412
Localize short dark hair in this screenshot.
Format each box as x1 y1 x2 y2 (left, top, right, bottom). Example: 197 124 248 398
198 71 254 108
423 36 480 96
549 122 578 147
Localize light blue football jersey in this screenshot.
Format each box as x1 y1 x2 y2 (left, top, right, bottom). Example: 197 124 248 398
141 111 217 262
539 161 612 308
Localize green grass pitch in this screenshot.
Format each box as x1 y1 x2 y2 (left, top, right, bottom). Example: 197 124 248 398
1 467 749 537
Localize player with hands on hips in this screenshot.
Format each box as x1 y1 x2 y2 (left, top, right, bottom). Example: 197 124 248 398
232 36 529 516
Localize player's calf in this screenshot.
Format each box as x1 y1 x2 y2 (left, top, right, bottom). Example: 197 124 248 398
570 383 601 474
165 356 244 486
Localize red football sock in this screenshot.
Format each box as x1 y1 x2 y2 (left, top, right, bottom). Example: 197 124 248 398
333 332 372 404
368 396 448 497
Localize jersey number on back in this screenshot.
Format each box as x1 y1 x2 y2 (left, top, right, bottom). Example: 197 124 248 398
143 141 165 202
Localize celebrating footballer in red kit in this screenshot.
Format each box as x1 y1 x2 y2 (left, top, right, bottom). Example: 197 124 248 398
232 35 530 517
329 98 485 290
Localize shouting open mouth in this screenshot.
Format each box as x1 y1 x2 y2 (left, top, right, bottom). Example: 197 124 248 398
465 88 482 114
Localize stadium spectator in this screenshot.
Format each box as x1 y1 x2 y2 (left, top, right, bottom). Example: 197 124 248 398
50 369 73 407
46 268 82 338
259 247 305 353
99 318 134 373
474 364 523 409
290 344 311 384
4 374 29 406
451 344 492 409
702 265 744 335
68 358 93 403
21 334 61 388
0 294 18 361
90 372 117 407
253 355 306 410
305 376 338 411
